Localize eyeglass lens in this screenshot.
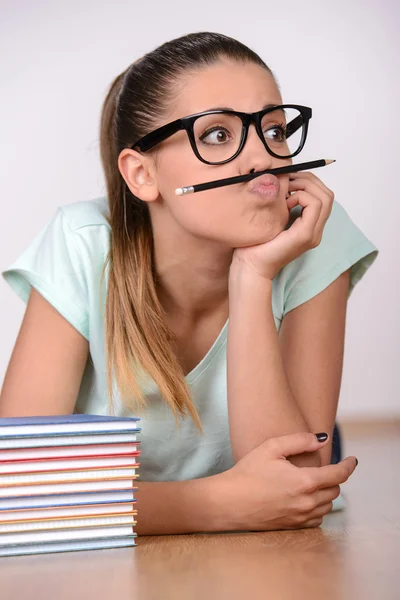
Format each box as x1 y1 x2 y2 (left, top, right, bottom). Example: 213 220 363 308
193 107 304 163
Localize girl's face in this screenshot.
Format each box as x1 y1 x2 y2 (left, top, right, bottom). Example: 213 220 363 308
151 59 292 248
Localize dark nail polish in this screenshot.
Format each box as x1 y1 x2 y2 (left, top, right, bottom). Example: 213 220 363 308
355 458 358 466
315 432 328 442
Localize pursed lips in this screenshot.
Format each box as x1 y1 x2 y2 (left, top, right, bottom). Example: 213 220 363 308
247 174 280 197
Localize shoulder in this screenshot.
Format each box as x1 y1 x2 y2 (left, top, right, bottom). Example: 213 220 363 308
58 196 111 233
284 198 378 269
273 199 379 316
1 197 111 340
55 197 112 268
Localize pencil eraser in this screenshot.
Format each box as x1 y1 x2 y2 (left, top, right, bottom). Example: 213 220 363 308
175 188 183 196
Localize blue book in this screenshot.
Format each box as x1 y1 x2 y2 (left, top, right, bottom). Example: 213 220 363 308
0 488 138 511
0 432 139 449
0 414 141 439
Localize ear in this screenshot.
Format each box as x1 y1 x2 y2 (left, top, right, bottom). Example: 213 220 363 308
118 148 159 203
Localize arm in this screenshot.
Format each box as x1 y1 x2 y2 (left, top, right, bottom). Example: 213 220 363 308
227 263 318 467
0 288 89 416
279 269 350 465
135 477 228 535
0 289 229 535
1 289 356 534
227 262 350 467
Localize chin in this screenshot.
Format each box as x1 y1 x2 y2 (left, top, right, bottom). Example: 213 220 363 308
231 228 283 248
234 209 289 247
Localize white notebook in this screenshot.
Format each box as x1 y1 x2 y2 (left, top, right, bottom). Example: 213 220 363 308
0 502 136 521
0 488 137 509
0 478 136 497
0 433 138 449
0 513 137 533
0 524 135 545
0 535 137 557
0 466 138 486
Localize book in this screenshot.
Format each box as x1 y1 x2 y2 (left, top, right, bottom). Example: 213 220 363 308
0 465 139 486
0 454 140 474
0 415 140 556
0 502 137 521
0 524 136 545
0 432 138 449
0 489 138 510
0 414 141 437
0 513 137 533
0 478 137 497
0 535 137 557
0 442 140 461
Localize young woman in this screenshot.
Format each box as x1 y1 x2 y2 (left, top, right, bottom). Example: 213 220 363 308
1 32 378 535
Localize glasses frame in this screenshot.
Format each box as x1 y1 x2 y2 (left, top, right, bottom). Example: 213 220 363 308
130 104 312 165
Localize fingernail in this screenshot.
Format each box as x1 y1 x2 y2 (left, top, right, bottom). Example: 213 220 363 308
315 432 328 442
355 458 358 466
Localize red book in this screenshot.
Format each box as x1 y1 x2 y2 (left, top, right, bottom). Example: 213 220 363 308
0 442 140 462
0 454 141 475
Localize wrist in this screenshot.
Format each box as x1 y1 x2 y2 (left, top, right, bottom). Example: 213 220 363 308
189 470 240 533
229 260 274 301
135 474 237 535
207 469 242 532
229 254 276 283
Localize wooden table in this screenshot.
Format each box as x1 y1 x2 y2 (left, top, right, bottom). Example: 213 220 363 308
0 422 399 600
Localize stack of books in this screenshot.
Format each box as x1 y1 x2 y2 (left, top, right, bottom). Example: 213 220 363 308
0 414 140 557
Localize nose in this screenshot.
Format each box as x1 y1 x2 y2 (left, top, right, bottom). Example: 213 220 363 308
239 122 275 174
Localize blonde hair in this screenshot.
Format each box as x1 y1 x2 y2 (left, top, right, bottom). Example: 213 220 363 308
98 32 276 429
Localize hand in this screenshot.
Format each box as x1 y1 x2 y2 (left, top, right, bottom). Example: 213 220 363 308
231 172 335 281
218 432 357 531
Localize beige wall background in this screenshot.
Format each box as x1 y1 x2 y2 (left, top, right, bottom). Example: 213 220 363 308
1 0 398 418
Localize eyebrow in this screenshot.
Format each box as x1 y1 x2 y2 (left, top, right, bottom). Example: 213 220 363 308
205 103 281 112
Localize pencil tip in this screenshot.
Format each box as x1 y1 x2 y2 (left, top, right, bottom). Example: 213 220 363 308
326 159 336 164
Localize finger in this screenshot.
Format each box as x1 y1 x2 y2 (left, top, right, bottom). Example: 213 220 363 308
288 179 333 227
288 179 333 219
264 431 330 460
285 191 323 243
289 171 334 197
299 518 323 529
304 501 334 520
313 485 341 507
301 456 358 491
285 518 323 530
288 177 334 206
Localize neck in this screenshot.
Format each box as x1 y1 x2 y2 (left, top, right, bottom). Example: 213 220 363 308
151 213 233 322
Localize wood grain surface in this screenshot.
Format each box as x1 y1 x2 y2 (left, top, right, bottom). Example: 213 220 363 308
0 422 399 600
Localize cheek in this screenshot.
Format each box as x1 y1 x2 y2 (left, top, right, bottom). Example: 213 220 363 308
157 150 235 234
167 189 290 247
156 154 291 246
169 191 235 239
157 147 212 198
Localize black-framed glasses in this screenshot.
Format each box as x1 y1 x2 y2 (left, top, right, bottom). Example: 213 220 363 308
131 104 312 165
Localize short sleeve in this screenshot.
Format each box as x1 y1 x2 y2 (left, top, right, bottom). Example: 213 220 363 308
279 200 379 315
2 207 89 339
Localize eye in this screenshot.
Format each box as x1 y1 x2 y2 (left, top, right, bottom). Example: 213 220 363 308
264 125 286 142
199 127 232 145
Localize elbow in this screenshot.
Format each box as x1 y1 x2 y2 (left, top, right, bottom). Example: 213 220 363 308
231 447 244 465
288 449 322 468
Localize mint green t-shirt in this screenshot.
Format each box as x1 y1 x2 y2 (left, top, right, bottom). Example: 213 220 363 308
2 197 378 484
